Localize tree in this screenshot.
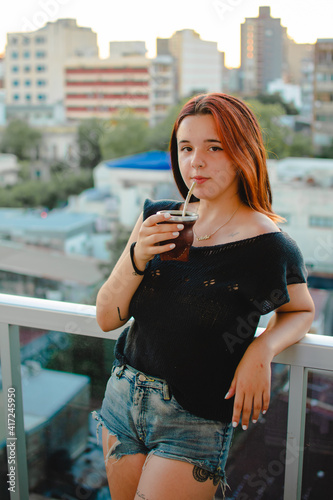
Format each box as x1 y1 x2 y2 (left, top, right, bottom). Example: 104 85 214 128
100 109 150 160
244 99 314 159
0 119 42 160
77 118 105 168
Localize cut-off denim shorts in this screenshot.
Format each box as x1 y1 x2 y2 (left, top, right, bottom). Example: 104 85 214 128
92 364 234 490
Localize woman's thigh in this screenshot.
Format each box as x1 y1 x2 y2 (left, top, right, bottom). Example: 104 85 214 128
135 454 219 500
102 426 147 500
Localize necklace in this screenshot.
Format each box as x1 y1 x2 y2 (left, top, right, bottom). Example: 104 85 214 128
193 204 241 241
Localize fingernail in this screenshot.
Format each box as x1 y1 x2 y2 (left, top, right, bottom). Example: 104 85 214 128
177 224 184 230
242 425 248 431
252 419 257 424
169 243 176 249
224 392 229 399
262 410 267 415
172 232 179 236
164 213 171 219
232 421 238 428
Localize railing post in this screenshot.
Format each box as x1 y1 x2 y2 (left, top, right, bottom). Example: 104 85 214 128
0 323 29 500
283 365 308 500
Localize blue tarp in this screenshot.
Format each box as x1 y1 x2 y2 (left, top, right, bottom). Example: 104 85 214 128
104 150 171 171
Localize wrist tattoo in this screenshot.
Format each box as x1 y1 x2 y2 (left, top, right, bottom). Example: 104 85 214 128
117 307 126 322
192 465 220 486
136 490 148 499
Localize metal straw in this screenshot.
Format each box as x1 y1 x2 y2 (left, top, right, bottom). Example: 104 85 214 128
182 181 196 217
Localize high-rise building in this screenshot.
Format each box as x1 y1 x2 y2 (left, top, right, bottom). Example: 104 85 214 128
240 6 285 95
313 39 333 150
5 19 98 124
157 29 222 98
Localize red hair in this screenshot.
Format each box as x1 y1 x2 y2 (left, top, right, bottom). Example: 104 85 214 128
170 93 283 223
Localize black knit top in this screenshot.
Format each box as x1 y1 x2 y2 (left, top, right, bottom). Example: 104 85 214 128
114 199 307 423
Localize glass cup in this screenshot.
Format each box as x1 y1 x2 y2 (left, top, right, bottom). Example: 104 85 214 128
157 210 199 261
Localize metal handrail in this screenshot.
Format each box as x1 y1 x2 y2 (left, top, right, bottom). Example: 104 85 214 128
0 293 333 500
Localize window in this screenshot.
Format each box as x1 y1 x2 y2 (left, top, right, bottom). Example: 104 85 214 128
12 66 19 72
38 94 47 102
36 51 46 58
36 65 46 72
25 94 32 101
23 37 30 45
25 80 31 86
11 51 19 59
24 66 31 73
35 36 46 44
12 80 20 87
37 80 47 86
23 51 30 59
309 216 333 228
13 94 20 101
10 37 18 45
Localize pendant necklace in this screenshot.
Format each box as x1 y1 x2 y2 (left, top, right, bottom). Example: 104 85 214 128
193 204 241 241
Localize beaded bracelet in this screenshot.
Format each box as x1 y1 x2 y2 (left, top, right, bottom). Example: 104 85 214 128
130 242 145 276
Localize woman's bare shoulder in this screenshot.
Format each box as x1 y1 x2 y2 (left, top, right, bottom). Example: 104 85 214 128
240 208 280 238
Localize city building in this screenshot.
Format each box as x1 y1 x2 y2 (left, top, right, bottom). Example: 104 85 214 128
0 365 90 490
109 40 147 58
240 6 286 95
157 29 223 98
93 150 177 228
268 158 333 275
64 56 150 122
313 39 333 150
150 54 177 125
4 18 98 125
284 37 314 86
0 239 106 302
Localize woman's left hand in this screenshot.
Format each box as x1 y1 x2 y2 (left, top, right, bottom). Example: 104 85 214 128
224 341 273 430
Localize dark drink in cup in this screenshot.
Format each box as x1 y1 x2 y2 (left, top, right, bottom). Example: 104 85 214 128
157 210 199 261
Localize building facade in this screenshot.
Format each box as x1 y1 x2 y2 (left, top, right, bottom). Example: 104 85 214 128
64 56 150 121
240 6 285 95
313 39 333 149
157 29 223 98
5 18 98 124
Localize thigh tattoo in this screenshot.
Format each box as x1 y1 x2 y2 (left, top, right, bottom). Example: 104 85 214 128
192 465 220 487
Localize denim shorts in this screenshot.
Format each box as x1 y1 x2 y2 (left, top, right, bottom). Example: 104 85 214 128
92 364 234 488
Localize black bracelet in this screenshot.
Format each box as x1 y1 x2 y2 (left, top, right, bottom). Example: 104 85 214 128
130 242 145 276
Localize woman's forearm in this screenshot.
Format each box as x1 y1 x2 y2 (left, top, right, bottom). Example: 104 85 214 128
252 309 314 360
96 246 144 332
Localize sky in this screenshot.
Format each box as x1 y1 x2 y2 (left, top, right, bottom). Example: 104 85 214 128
1 0 333 68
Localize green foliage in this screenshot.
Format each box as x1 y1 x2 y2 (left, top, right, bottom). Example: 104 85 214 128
0 119 42 160
244 99 314 159
0 169 93 209
100 110 150 160
317 139 333 159
255 92 299 115
77 118 105 168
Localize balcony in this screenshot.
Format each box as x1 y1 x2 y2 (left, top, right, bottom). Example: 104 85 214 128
0 292 332 500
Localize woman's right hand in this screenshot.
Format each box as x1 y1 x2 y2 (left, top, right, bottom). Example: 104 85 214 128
134 212 184 269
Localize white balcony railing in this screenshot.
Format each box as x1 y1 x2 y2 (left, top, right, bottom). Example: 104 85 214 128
0 292 333 500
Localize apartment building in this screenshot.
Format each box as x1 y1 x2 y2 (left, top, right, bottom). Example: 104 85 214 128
313 39 333 149
240 6 285 94
5 18 98 124
157 29 223 98
64 56 150 121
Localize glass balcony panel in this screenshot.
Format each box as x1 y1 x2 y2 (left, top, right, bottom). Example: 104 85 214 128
301 369 333 499
222 364 290 499
18 326 114 499
0 354 10 499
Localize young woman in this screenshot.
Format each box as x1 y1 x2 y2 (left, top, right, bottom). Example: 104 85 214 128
94 93 315 500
